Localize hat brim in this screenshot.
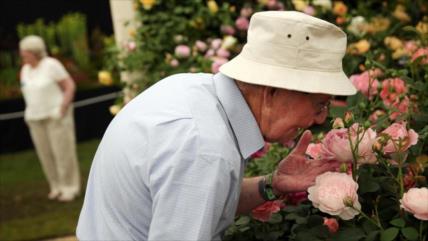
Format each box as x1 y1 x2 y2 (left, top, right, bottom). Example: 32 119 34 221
219 54 357 96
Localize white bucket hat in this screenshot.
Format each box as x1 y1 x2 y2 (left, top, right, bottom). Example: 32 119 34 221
220 11 357 96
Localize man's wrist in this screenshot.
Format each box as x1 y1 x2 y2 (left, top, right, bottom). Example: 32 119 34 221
258 172 280 201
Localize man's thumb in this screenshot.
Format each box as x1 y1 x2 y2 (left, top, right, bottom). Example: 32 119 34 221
291 130 312 155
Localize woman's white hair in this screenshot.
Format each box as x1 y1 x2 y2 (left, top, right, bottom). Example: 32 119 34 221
19 35 48 58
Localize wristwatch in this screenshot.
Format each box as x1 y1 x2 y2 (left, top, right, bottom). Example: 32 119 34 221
258 172 280 201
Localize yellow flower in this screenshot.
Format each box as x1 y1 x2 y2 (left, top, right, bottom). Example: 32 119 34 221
392 4 410 22
221 35 237 50
258 0 269 6
140 0 156 10
392 48 408 59
348 39 370 55
364 17 390 34
128 29 136 38
384 36 403 50
416 21 428 35
109 105 121 115
190 17 205 30
292 0 308 11
98 71 113 86
207 0 219 14
333 1 348 16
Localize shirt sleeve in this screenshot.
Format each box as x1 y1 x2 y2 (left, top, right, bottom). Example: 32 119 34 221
147 119 234 241
48 58 70 82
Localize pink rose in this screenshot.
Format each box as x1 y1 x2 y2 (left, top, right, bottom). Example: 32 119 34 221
240 6 253 18
303 6 316 16
251 200 285 222
411 47 428 64
404 41 418 54
382 122 418 154
210 38 222 50
369 110 386 123
216 48 230 58
306 143 331 160
321 124 377 164
235 17 249 31
323 218 339 233
220 25 236 35
127 41 137 51
204 49 215 58
195 40 207 52
251 142 271 158
380 78 407 105
169 59 179 67
308 172 361 220
400 187 428 220
350 71 379 99
211 57 228 73
388 96 410 120
174 45 191 58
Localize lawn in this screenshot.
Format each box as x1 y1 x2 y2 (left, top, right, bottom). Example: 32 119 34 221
0 139 100 241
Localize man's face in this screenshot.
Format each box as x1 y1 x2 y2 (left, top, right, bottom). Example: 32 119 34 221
260 88 331 146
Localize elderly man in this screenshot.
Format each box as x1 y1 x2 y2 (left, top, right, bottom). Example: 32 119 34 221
77 11 356 240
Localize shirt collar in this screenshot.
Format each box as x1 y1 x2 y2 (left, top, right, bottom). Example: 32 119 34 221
213 73 265 159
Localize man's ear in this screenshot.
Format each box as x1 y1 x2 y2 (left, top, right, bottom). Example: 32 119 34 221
262 86 276 107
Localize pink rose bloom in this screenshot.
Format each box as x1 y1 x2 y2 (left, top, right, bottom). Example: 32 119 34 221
303 6 316 16
251 142 271 158
220 25 236 35
195 40 207 52
174 45 191 58
216 48 230 58
411 47 428 64
321 129 353 162
388 96 410 120
400 187 428 220
350 71 379 99
211 57 228 73
382 122 418 154
204 49 215 58
404 41 418 54
169 59 179 67
308 172 361 220
286 191 308 205
369 110 386 123
321 123 378 165
306 143 332 160
235 17 250 31
251 200 285 222
380 78 407 105
267 0 278 9
323 218 339 233
240 6 253 18
210 38 222 50
127 41 136 51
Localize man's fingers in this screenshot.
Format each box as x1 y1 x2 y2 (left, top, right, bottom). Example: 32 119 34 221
291 130 312 155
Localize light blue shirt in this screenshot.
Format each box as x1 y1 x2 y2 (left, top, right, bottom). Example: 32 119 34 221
76 73 264 240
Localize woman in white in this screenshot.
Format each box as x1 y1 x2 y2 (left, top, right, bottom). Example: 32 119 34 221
19 35 80 202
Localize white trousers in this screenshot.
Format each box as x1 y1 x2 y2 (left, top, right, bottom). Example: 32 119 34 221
26 108 80 195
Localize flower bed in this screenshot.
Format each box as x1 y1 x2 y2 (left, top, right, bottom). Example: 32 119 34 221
104 0 428 240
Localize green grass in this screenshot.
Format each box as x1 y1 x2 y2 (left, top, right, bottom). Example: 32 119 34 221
0 139 100 241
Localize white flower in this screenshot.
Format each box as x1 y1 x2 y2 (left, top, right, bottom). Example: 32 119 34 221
347 16 367 37
313 0 332 10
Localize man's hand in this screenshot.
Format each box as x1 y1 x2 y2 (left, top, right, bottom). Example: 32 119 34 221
272 130 339 194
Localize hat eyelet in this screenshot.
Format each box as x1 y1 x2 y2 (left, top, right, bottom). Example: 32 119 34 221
287 34 292 38
306 36 310 40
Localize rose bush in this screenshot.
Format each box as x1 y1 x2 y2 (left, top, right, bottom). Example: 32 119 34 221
102 0 428 240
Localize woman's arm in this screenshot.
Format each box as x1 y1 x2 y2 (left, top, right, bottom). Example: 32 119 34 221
57 77 76 116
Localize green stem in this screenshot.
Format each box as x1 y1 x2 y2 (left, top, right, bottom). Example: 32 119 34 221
352 206 384 231
420 220 426 241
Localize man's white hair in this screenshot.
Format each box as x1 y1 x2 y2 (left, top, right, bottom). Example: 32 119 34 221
19 35 47 58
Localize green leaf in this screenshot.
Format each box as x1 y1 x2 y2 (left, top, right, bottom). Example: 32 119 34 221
331 227 365 241
268 213 282 224
401 227 419 241
380 227 399 241
365 231 380 241
389 218 405 228
235 216 250 226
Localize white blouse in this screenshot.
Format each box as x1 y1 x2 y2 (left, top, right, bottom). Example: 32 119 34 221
20 57 70 121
